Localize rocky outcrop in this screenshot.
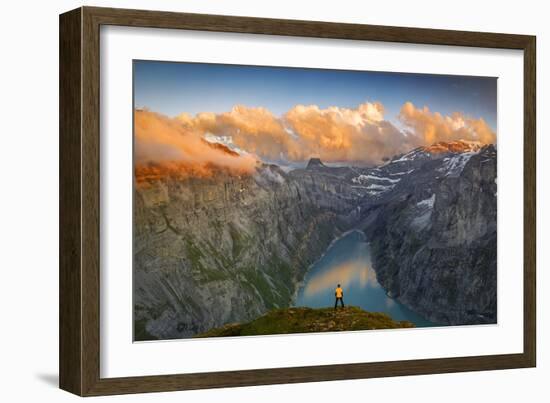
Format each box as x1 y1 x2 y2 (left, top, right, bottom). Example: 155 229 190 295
306 157 326 169
195 306 414 338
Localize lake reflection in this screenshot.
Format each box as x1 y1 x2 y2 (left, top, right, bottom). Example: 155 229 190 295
303 260 376 297
295 230 435 327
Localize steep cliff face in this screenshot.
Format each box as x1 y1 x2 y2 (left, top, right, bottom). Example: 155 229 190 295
134 164 351 340
366 145 497 325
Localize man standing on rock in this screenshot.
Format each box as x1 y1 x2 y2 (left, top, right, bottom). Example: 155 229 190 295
334 284 345 309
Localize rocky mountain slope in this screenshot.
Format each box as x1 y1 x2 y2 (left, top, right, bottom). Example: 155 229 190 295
362 142 497 325
134 163 354 340
134 139 497 339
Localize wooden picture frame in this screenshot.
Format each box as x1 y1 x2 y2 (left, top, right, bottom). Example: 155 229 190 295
59 6 536 396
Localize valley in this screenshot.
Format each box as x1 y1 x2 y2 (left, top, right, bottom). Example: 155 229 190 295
133 140 497 340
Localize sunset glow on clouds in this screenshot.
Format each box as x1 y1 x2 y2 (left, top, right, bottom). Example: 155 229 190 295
135 100 496 172
134 110 258 176
399 102 496 145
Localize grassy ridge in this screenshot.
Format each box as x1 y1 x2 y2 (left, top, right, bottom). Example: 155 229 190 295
195 306 414 338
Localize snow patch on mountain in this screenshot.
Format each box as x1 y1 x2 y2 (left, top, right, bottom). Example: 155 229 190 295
410 195 436 230
363 183 396 196
438 151 478 177
352 174 400 185
390 149 429 163
204 133 249 155
417 194 436 209
389 169 415 176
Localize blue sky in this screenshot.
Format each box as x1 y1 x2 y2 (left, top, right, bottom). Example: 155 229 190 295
133 60 497 131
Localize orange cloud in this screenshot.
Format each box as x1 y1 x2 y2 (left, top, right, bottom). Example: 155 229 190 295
136 101 496 173
399 101 496 145
134 109 258 179
284 103 410 164
178 106 302 161
176 102 413 165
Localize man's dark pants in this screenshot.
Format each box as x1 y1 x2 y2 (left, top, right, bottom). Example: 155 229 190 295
334 297 345 309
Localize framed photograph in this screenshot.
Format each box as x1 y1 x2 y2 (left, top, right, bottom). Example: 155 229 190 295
59 6 536 396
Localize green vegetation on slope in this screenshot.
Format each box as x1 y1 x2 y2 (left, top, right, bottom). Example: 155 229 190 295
195 306 414 338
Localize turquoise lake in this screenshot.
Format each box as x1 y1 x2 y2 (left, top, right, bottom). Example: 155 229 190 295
294 230 435 327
